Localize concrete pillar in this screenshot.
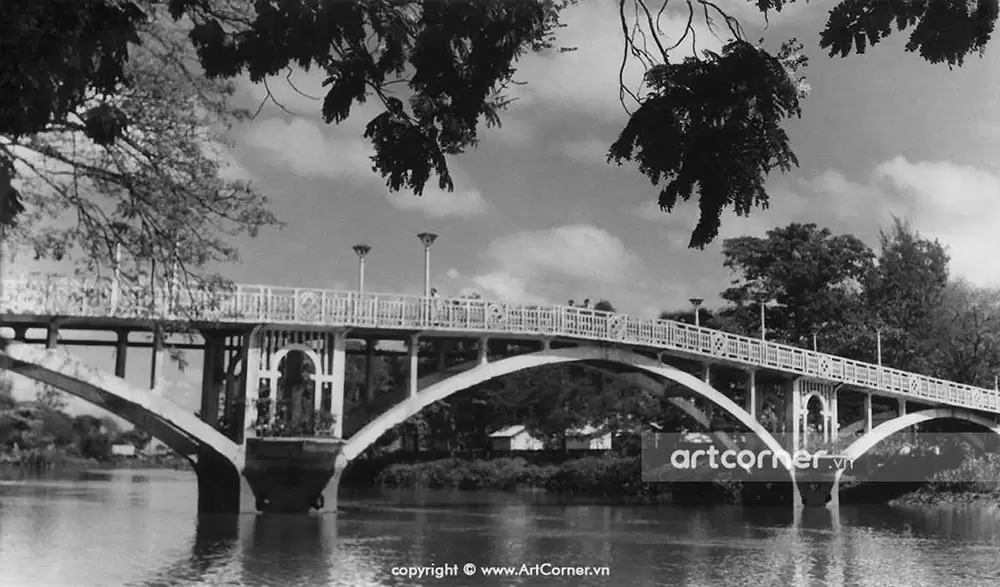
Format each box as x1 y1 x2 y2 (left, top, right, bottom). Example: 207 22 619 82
864 393 873 433
408 334 419 399
363 338 375 404
243 329 263 441
701 364 715 422
784 378 801 453
329 330 346 438
478 337 489 366
746 370 757 419
150 327 164 392
200 334 221 427
114 330 128 378
830 386 840 443
45 323 59 349
898 398 907 416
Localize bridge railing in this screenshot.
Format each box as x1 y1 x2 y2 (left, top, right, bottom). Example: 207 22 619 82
4 275 1000 415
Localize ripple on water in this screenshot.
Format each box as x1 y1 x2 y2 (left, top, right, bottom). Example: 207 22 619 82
5 481 1000 586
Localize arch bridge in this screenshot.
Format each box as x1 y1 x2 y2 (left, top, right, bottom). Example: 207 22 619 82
3 275 999 512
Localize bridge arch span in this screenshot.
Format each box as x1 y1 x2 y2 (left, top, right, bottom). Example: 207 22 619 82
0 341 243 468
842 407 1000 463
342 345 786 463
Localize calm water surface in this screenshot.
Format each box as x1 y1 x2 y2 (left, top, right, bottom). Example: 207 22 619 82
1 469 1000 586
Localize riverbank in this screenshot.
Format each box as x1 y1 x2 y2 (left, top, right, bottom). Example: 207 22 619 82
0 450 191 475
343 454 756 504
888 455 1000 506
345 452 1000 507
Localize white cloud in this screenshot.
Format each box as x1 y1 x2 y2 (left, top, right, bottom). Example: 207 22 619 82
243 114 488 218
553 139 609 164
472 224 638 303
386 186 488 218
627 156 1000 287
446 268 461 279
242 116 374 180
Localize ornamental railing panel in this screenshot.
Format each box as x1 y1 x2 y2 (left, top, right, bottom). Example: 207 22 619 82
4 275 1000 415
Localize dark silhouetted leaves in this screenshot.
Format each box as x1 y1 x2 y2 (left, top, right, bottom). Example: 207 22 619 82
609 39 803 249
83 104 130 146
0 0 146 139
176 0 571 200
820 0 999 67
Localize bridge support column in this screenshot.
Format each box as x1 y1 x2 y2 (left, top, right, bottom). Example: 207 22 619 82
864 393 873 433
243 438 345 513
784 378 803 454
194 450 255 514
199 333 224 428
363 338 375 404
478 337 489 366
329 331 346 438
701 364 715 423
745 370 757 420
243 329 263 441
114 330 128 378
150 326 165 393
407 334 419 399
45 323 59 349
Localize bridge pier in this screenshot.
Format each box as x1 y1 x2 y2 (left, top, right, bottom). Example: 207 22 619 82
242 438 345 513
194 450 255 514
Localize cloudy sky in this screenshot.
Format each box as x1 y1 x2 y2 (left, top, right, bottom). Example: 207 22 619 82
9 0 1000 414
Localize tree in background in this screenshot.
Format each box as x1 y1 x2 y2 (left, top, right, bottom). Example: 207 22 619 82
35 384 67 412
717 223 873 354
861 218 950 374
928 281 1000 388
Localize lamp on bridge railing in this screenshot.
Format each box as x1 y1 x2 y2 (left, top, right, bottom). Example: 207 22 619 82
689 297 703 327
417 232 438 297
876 327 883 367
812 321 830 352
352 244 371 292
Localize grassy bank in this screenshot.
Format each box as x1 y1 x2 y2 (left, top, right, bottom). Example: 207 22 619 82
891 455 1000 506
345 455 749 504
0 449 191 473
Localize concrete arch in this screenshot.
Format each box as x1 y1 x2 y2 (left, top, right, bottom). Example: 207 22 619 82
342 361 739 452
269 345 323 377
0 341 243 468
342 346 786 462
842 407 1000 463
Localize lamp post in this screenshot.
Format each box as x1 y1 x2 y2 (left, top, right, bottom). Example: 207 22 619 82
812 321 829 352
759 300 767 341
352 244 371 292
689 297 703 327
417 232 438 296
876 327 883 367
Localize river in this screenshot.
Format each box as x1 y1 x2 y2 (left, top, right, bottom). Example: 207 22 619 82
1 469 999 586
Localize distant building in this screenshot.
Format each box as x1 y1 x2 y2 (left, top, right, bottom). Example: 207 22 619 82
111 444 137 458
489 425 545 452
564 425 612 451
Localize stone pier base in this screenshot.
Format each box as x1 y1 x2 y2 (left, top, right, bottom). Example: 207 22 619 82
242 438 346 513
792 457 845 508
194 450 256 514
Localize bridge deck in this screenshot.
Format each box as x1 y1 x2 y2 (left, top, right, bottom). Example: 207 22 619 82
3 276 998 416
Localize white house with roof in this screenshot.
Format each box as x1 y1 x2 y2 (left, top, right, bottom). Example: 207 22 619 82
564 424 612 450
489 425 545 451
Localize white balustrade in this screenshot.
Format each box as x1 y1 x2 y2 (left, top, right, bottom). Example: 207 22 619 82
2 275 998 414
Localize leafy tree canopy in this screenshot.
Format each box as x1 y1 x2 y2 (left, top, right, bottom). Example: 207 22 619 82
7 0 998 248
719 222 873 348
